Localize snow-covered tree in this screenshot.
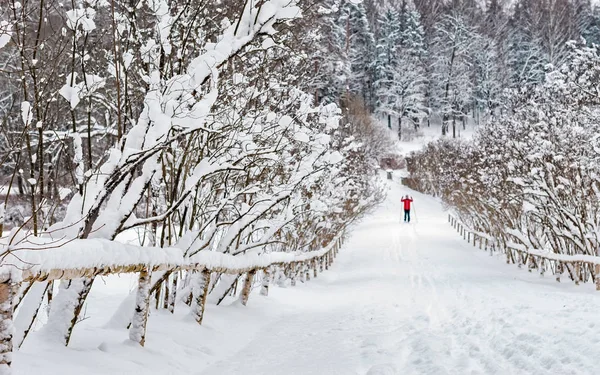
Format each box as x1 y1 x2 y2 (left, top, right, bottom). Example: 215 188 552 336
471 34 503 118
430 12 476 137
374 8 401 128
0 0 390 356
341 0 376 110
406 42 600 274
313 0 351 105
375 5 427 138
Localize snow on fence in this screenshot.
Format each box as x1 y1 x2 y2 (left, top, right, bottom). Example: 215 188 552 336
0 233 344 374
448 214 600 290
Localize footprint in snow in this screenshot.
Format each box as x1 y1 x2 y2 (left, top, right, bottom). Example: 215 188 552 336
366 363 398 375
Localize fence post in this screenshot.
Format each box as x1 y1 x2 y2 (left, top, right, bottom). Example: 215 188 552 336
574 263 581 285
325 254 329 271
313 259 318 278
305 267 310 281
595 265 600 291
556 262 562 283
276 266 287 288
290 263 297 286
191 269 211 324
168 273 178 314
0 275 13 374
129 267 151 346
240 269 257 306
319 257 324 273
260 267 271 297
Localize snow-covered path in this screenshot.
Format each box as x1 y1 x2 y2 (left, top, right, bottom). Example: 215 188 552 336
199 180 600 375
17 178 600 375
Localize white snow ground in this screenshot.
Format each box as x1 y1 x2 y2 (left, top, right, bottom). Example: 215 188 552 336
16 176 600 375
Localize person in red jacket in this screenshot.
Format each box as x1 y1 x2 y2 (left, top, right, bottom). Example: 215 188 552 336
401 195 413 222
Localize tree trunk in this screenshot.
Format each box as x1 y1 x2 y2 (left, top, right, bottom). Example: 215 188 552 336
442 114 448 136
190 269 211 324
168 273 178 314
260 268 270 297
129 268 151 346
0 277 13 375
46 281 53 317
240 270 257 306
398 117 402 140
452 115 456 139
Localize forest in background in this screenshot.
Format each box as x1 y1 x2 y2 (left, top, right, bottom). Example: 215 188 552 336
316 0 600 138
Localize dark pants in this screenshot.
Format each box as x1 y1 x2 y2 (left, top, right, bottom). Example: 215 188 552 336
404 209 410 222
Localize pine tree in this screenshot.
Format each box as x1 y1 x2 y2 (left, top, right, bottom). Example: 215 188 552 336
342 0 376 110
374 8 401 128
399 8 428 131
581 4 600 46
401 9 427 60
504 9 548 88
375 5 427 138
472 34 503 119
430 12 476 137
314 0 351 105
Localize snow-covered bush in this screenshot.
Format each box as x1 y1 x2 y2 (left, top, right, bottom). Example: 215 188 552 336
406 42 600 277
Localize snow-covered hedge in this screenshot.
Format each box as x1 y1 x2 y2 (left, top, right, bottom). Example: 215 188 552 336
408 42 600 283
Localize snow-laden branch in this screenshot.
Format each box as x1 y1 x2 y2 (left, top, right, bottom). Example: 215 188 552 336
1 231 343 283
48 0 302 241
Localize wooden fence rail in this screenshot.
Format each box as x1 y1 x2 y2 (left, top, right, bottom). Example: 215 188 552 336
448 214 600 290
0 233 345 374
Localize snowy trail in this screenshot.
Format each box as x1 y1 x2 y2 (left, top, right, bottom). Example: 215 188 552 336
198 180 600 375
16 178 600 375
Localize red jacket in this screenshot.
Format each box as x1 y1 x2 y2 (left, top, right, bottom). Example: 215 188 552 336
401 197 413 210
